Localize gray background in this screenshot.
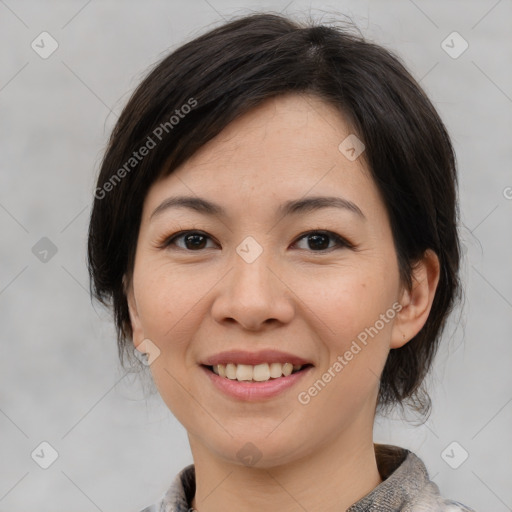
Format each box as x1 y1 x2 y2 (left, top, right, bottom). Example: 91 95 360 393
1 0 511 510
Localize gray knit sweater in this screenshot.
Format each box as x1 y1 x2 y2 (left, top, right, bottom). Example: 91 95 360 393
140 444 476 512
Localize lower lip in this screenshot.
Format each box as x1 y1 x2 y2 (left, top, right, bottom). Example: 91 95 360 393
201 365 313 401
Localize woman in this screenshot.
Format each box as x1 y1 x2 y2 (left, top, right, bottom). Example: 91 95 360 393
87 12 476 512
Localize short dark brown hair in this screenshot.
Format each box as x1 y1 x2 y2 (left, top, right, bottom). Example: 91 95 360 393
87 12 461 416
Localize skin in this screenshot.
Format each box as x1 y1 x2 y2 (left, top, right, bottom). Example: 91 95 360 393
126 92 440 512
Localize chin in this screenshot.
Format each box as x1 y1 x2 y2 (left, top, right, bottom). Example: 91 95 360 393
207 433 310 470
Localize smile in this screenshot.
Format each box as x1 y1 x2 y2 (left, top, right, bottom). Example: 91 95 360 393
207 362 309 382
200 350 314 400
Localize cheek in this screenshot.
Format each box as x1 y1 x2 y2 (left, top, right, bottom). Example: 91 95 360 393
292 265 399 405
134 265 204 424
294 265 398 342
296 272 397 421
133 262 209 343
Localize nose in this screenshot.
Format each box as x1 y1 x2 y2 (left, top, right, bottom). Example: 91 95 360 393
211 246 295 331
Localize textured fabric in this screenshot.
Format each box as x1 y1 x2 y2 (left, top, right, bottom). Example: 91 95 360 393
140 444 476 512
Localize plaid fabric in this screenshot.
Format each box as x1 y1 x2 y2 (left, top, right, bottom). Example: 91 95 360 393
140 444 476 512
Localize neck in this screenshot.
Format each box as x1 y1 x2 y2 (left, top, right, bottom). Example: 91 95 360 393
189 429 381 512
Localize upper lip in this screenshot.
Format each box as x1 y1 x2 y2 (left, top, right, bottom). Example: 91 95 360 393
201 350 313 367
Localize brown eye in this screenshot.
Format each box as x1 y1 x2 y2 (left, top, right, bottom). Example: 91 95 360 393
294 231 352 252
164 231 216 251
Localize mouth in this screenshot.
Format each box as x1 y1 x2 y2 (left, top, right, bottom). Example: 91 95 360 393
200 350 314 400
202 362 313 383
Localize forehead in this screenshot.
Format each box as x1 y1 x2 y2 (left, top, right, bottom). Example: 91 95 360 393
143 93 381 219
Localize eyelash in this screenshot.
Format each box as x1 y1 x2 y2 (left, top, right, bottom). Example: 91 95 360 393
157 229 355 253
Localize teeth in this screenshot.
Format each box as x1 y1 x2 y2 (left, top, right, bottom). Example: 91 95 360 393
253 363 270 381
226 363 237 380
236 364 253 381
212 362 304 382
269 362 282 378
282 363 293 376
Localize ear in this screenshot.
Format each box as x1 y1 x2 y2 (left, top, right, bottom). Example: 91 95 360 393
124 274 145 351
390 249 441 349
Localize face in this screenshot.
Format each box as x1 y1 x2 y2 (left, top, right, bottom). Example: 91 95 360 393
126 93 414 468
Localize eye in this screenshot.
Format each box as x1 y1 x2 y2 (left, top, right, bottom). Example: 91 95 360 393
162 230 217 251
293 230 353 252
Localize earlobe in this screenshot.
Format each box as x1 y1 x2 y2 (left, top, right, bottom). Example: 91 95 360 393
390 249 441 349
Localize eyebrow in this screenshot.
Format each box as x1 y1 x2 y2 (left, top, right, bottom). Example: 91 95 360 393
150 195 366 221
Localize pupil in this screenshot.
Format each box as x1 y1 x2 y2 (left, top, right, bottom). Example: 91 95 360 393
309 234 328 250
186 234 206 249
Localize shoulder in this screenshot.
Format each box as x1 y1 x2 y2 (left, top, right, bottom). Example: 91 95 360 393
405 453 477 512
373 445 477 512
408 454 476 511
